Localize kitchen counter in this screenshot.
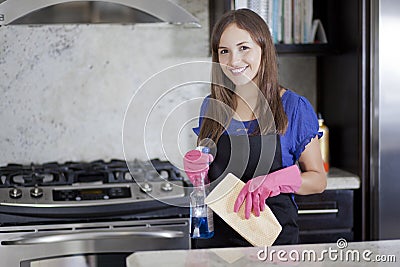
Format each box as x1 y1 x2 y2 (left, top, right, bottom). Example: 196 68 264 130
126 239 399 266
326 167 360 190
182 167 360 191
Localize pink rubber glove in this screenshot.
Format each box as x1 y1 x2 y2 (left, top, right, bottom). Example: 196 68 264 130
183 150 214 186
233 165 302 219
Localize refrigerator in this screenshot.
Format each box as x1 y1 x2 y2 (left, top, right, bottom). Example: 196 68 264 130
370 0 400 240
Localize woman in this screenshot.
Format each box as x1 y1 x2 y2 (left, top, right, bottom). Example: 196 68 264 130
184 9 326 248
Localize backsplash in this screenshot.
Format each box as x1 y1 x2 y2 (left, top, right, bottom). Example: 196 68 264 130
0 1 316 166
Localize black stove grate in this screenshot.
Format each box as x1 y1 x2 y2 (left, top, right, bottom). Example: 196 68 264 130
0 159 183 188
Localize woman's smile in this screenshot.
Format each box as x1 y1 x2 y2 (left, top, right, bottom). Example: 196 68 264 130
229 65 248 75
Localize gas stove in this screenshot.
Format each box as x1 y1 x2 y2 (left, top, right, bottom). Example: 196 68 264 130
0 159 190 223
0 159 191 266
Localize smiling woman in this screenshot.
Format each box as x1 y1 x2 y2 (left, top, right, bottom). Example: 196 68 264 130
183 8 327 249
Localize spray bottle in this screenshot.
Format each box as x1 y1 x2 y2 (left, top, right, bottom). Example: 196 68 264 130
189 146 214 239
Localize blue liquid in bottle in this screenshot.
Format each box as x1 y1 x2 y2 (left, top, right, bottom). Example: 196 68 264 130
189 146 214 239
190 216 214 239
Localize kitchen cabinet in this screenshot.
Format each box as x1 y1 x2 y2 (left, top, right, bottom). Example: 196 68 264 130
296 189 355 244
297 168 360 244
209 0 367 241
313 0 366 242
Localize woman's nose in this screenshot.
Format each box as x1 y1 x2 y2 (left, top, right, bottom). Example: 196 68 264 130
229 52 241 66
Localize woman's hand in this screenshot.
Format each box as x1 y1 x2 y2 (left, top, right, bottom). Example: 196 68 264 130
233 165 302 219
183 150 214 186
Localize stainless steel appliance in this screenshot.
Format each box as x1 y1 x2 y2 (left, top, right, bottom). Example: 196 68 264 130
0 159 190 266
369 0 400 240
0 0 200 26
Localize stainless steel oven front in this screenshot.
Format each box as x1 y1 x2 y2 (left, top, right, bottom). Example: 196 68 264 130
0 218 189 266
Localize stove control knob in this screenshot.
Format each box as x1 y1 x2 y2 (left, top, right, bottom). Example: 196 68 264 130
161 182 173 192
9 188 22 199
30 187 43 198
160 170 169 179
140 183 152 193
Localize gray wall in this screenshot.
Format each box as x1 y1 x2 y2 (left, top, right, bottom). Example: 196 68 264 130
0 1 316 165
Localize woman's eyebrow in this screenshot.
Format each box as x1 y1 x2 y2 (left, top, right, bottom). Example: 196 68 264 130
236 41 250 46
218 41 250 49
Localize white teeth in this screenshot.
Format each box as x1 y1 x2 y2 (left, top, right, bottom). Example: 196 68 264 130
230 66 247 74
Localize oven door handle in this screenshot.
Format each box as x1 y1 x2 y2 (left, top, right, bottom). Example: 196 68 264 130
1 230 185 245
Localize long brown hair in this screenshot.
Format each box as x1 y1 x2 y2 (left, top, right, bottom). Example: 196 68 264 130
198 9 288 145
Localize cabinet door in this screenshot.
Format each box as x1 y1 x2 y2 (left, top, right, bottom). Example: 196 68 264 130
296 190 354 243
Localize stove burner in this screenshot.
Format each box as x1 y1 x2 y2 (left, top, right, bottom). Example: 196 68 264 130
13 172 48 185
0 158 183 188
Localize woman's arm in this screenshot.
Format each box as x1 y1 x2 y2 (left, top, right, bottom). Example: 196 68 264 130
296 135 327 195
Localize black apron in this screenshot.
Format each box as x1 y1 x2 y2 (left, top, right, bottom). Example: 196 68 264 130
193 134 299 249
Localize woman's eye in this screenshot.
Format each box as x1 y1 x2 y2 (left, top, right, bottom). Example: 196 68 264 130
219 49 228 55
240 46 250 51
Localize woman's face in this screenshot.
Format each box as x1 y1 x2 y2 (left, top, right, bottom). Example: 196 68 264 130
218 23 262 86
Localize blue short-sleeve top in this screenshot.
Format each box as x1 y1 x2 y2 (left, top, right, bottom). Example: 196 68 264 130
192 90 322 167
